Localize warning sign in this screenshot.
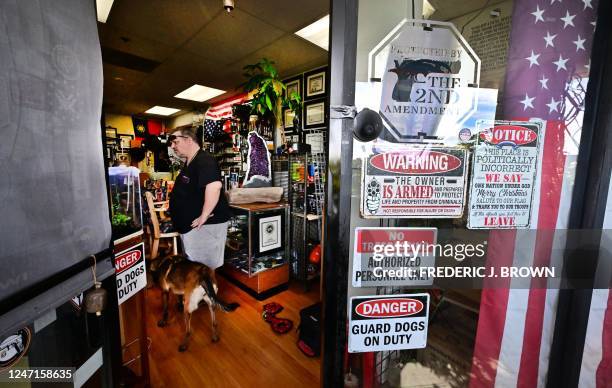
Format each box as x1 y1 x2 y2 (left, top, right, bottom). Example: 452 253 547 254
467 120 543 229
361 144 468 218
352 227 437 287
115 243 147 305
349 294 429 353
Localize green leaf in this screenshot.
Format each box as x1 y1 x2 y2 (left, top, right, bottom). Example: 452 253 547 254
265 94 272 112
272 80 284 96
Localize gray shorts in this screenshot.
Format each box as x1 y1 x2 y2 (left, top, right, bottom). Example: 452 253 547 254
180 222 228 269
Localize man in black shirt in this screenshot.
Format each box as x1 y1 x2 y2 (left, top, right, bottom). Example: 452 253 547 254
168 127 230 270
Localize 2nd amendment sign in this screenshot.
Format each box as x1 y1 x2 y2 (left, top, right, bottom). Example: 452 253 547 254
349 293 429 353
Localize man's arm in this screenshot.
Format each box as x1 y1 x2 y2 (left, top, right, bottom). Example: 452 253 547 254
191 181 222 229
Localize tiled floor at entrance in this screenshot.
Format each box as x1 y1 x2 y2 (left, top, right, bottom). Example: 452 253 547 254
145 277 321 387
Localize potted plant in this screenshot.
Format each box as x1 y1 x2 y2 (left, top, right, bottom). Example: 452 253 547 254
241 58 285 128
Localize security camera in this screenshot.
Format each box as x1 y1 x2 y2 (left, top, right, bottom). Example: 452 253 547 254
353 108 383 142
223 0 234 12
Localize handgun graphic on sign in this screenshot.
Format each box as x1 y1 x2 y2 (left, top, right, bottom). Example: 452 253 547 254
389 59 461 102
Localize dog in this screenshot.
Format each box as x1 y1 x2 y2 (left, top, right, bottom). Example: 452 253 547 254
149 254 239 352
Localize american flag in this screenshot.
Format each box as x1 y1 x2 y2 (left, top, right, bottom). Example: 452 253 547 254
469 1 609 387
205 93 248 132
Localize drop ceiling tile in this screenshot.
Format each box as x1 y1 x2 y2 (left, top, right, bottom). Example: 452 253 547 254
184 9 285 65
228 35 328 79
237 0 329 32
98 24 174 62
106 0 221 47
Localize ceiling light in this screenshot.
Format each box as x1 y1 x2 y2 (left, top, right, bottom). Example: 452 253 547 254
174 84 226 102
295 15 329 51
423 0 436 19
96 0 115 23
223 0 235 13
145 106 180 116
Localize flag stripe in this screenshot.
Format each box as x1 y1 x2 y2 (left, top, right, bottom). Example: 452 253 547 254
205 94 248 120
469 230 517 387
595 290 612 387
518 121 567 386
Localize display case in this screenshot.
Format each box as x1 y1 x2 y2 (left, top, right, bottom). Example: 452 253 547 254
108 166 143 243
288 153 325 289
223 203 289 299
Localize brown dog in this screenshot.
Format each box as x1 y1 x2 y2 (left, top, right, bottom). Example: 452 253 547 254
149 254 239 352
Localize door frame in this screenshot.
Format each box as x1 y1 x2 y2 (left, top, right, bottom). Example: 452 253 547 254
323 1 611 387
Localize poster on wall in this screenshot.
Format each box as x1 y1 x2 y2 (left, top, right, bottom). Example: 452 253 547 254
467 120 543 229
361 144 468 218
352 227 437 287
259 215 281 252
373 19 481 141
348 293 429 353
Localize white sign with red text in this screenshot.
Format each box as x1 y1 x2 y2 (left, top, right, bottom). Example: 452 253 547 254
361 144 468 218
352 227 437 287
349 294 429 353
115 243 147 305
468 120 543 229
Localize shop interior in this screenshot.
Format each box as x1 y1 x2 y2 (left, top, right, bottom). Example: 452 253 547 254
101 1 329 387
98 0 537 387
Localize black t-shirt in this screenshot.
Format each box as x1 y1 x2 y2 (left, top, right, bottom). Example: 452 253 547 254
169 150 230 233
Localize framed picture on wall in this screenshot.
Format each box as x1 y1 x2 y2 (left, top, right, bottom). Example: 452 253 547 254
304 99 327 129
116 152 131 166
304 68 326 99
105 127 117 140
119 134 133 149
283 75 302 100
283 108 296 131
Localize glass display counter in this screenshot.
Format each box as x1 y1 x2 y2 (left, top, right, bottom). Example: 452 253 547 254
223 203 289 300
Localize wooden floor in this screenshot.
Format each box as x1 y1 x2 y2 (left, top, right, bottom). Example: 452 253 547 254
145 276 321 388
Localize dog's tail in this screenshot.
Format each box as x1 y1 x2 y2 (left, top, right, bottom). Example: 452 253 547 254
202 277 240 312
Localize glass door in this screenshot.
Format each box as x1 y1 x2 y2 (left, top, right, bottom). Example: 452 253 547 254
323 0 605 386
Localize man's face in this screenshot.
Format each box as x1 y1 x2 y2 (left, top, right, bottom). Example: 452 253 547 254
169 133 190 158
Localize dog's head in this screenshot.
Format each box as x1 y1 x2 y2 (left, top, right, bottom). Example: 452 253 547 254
147 254 188 286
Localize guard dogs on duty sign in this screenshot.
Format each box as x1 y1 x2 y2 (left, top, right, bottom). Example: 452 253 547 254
349 294 429 353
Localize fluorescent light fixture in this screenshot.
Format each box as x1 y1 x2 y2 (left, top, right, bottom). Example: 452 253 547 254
145 106 180 116
423 0 436 19
174 84 226 102
96 0 115 23
295 15 329 51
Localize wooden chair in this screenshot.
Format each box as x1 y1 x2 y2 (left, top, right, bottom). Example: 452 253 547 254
144 191 180 259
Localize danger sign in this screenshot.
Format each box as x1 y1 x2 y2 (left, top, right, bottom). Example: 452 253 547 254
352 227 437 287
361 144 468 218
349 294 429 353
115 243 147 305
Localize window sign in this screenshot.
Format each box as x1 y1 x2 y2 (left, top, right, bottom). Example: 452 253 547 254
361 144 468 218
374 19 481 141
467 120 543 229
349 293 429 353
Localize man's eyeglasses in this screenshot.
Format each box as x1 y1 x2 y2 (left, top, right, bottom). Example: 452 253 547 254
168 134 188 145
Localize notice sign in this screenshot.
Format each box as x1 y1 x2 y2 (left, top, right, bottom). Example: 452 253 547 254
352 227 437 287
115 243 146 305
361 145 468 218
468 120 543 229
349 294 429 353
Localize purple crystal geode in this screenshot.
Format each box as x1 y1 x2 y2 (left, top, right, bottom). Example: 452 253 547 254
244 132 271 187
